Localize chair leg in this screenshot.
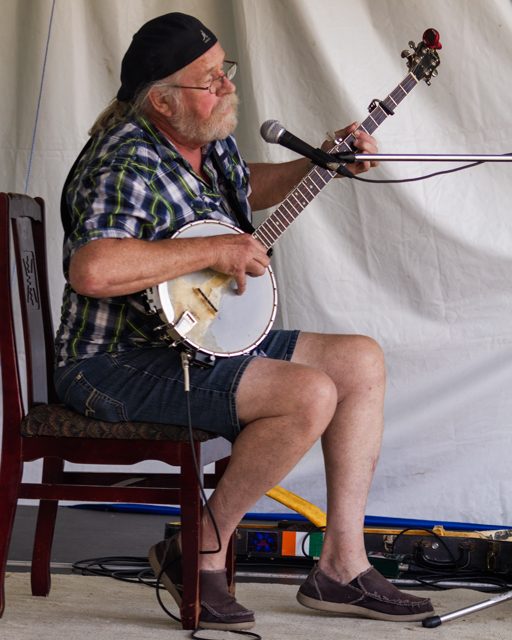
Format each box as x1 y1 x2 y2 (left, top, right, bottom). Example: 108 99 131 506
31 458 64 597
0 456 23 618
179 443 202 630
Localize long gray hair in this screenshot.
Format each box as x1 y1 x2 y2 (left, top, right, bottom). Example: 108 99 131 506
88 70 184 136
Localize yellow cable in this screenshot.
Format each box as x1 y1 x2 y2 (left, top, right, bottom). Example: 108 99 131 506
265 486 326 528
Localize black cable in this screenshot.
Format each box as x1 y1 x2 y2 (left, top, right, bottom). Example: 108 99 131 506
300 526 325 559
391 527 461 573
73 556 183 622
192 628 261 640
155 563 181 623
137 567 163 587
73 556 152 583
183 369 222 555
410 571 510 591
340 156 512 184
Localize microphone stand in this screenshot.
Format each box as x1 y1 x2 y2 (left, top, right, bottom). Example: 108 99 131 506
318 145 512 631
333 152 512 163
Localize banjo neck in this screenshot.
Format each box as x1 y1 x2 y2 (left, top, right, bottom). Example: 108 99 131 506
252 23 446 250
252 72 419 251
146 31 441 358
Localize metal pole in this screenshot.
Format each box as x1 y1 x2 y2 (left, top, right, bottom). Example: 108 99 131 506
422 590 512 628
347 153 512 163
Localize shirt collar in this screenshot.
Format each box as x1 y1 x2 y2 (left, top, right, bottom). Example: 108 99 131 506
134 114 184 163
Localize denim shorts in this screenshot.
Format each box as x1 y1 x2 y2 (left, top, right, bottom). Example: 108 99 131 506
54 330 300 443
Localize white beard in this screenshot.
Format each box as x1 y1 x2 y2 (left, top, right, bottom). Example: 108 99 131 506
169 93 239 146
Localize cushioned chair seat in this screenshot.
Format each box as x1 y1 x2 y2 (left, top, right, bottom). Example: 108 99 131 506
21 404 213 442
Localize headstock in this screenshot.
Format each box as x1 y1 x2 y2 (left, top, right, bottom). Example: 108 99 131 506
401 29 442 85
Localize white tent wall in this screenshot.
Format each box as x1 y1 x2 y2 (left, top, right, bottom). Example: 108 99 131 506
1 0 511 524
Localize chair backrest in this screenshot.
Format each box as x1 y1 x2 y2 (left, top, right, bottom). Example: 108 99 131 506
0 193 59 423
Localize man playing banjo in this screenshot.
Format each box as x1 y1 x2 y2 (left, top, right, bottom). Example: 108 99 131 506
55 12 434 631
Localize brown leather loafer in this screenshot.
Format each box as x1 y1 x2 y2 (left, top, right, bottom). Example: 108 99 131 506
297 565 434 621
149 536 255 630
149 532 183 606
199 569 255 630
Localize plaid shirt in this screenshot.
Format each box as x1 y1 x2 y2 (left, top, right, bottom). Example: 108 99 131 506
54 115 252 366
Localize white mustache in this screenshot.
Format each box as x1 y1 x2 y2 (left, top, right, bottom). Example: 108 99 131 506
213 92 239 116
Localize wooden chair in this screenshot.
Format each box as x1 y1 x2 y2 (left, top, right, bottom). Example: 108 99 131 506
0 192 234 630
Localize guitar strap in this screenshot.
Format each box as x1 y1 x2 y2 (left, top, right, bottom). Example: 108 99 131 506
211 149 256 234
60 137 93 237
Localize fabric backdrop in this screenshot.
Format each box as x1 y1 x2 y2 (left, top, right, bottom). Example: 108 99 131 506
2 0 512 526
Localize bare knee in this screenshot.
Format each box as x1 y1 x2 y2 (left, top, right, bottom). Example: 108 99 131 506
328 335 386 399
349 335 386 385
294 332 385 395
237 358 337 433
289 367 338 438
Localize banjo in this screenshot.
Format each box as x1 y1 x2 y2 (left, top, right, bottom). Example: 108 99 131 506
145 30 442 358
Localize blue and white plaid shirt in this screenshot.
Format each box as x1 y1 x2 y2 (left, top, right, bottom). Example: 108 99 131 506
54 115 252 366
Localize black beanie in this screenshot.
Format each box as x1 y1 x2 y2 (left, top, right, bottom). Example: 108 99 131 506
117 13 218 102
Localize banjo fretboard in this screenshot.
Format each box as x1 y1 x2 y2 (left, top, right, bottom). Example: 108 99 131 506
252 72 419 250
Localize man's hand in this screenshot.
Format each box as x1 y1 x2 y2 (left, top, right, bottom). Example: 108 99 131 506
209 233 270 295
321 122 379 176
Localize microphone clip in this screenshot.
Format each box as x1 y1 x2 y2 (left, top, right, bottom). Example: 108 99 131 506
308 150 355 178
309 148 355 175
331 151 357 164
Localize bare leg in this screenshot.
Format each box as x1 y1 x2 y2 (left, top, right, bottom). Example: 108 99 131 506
291 332 385 583
199 355 338 569
198 332 385 574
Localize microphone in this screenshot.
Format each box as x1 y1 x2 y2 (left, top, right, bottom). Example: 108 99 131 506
260 120 352 173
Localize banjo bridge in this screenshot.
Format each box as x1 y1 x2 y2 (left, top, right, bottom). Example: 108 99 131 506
193 286 219 313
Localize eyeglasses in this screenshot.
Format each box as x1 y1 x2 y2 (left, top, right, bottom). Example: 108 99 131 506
174 61 237 94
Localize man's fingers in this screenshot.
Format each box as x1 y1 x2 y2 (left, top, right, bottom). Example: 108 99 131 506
209 234 271 293
322 123 380 177
334 122 358 141
350 130 379 172
235 272 247 295
321 123 358 153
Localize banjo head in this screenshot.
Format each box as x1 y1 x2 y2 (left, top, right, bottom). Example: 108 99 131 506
154 220 277 357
